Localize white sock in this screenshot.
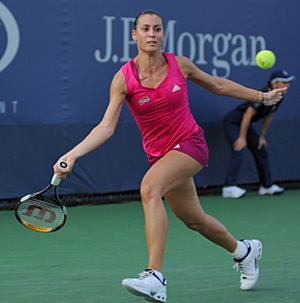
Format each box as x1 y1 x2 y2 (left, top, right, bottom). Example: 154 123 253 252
231 240 249 260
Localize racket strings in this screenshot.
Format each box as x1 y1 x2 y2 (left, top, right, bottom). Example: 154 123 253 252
16 196 65 230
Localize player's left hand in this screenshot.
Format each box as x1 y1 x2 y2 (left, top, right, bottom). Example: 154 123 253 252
262 87 287 106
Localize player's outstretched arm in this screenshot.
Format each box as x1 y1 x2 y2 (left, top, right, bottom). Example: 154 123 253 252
54 70 127 178
176 56 286 106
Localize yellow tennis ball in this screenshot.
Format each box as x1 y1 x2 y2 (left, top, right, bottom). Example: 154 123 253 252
255 50 276 69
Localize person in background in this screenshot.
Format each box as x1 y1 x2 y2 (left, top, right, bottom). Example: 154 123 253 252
54 10 286 302
222 70 295 198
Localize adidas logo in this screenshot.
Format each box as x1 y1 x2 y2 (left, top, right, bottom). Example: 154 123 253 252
172 84 181 92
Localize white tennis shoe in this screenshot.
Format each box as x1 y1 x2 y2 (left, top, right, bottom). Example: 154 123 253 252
122 268 167 302
258 184 284 195
233 239 263 290
222 186 246 198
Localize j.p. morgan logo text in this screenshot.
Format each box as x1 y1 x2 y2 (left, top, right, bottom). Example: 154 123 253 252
0 1 20 73
94 16 267 78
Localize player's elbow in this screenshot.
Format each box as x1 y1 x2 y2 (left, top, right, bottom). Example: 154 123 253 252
104 126 116 139
94 123 116 140
209 77 225 95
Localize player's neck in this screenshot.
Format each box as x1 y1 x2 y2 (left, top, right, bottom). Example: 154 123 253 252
135 53 166 80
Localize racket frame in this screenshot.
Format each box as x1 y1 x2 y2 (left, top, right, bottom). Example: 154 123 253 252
15 162 68 233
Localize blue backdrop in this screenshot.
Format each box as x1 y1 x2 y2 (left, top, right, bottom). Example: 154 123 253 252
1 0 299 198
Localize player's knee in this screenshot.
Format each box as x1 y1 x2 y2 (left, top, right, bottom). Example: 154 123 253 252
176 210 207 232
140 181 161 203
184 221 202 232
182 216 207 232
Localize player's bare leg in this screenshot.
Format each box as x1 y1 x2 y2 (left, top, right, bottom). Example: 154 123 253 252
165 174 262 291
140 151 204 270
165 177 237 252
122 151 202 302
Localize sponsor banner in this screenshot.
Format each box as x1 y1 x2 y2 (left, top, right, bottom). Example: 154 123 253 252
0 0 299 125
0 1 299 199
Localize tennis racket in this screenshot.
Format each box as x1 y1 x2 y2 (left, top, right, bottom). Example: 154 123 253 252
15 161 68 233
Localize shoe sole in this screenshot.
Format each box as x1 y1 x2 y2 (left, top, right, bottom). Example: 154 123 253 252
258 191 284 196
222 192 246 198
122 284 166 303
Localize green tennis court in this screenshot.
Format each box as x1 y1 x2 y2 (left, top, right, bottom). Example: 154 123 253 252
1 189 299 303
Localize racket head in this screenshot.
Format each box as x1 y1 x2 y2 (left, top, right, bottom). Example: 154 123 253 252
15 187 67 233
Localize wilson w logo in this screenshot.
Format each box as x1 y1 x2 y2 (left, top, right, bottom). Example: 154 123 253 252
23 205 56 223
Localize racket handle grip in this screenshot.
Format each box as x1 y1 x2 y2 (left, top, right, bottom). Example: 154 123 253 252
51 173 61 186
51 161 68 186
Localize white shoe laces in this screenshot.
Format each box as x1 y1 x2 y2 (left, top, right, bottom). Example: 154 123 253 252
233 262 246 275
138 270 153 280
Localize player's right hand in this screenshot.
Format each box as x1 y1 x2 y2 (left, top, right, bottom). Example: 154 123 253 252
53 157 74 179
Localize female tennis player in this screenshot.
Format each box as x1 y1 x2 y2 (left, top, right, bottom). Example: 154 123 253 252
54 10 286 302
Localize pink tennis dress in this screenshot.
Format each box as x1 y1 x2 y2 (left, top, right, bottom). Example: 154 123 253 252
120 53 208 167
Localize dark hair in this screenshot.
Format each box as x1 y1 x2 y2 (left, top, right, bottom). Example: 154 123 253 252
133 10 163 30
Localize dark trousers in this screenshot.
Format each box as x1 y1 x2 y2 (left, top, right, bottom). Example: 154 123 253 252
223 121 273 187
